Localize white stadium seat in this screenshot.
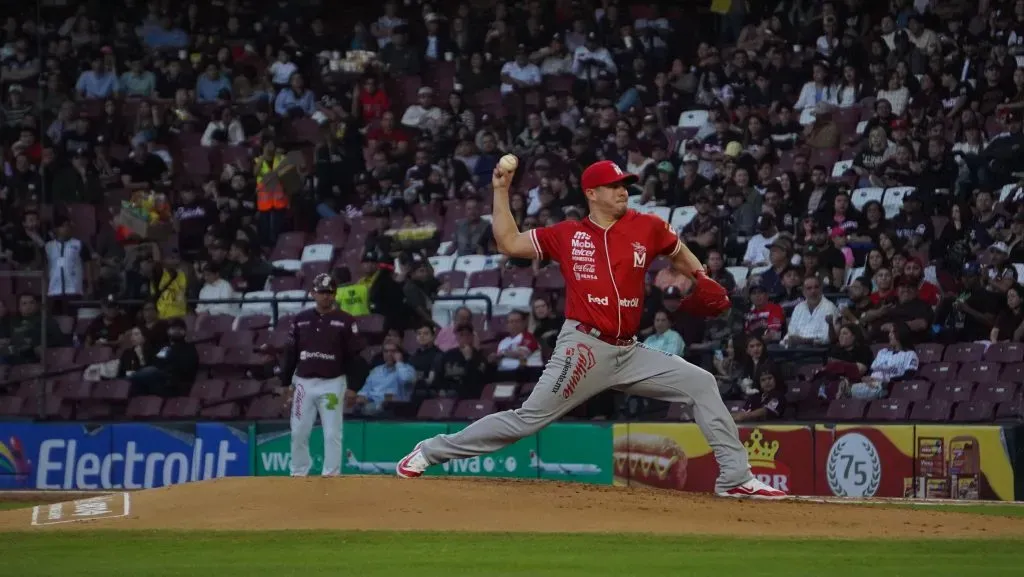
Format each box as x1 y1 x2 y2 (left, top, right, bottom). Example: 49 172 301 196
453 255 489 274
882 187 916 219
726 266 749 291
831 159 853 179
239 291 274 317
300 243 334 263
429 255 456 273
851 187 884 211
496 287 534 316
464 287 501 315
272 259 301 272
678 109 708 128
670 206 697 232
276 290 311 314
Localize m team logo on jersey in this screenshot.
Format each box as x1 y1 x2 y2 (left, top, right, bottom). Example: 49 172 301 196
632 242 647 268
571 231 598 278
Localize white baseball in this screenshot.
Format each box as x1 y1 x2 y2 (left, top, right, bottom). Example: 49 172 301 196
498 154 518 173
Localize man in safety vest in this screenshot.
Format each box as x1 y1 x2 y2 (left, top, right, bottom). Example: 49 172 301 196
255 139 289 248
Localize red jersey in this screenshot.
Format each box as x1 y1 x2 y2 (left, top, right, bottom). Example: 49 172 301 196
530 210 681 338
744 302 785 333
917 280 940 307
359 90 391 122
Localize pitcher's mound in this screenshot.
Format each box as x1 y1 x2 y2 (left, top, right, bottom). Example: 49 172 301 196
2 476 1023 537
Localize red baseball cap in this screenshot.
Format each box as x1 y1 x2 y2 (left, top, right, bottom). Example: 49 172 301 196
580 160 637 190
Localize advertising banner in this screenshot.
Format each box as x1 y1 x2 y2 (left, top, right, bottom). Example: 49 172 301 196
0 422 250 489
536 423 613 484
913 425 1014 501
814 425 915 498
254 421 365 476
362 422 449 476
441 423 535 477
612 424 812 494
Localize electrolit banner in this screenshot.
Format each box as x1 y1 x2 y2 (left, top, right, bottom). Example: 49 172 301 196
0 423 251 489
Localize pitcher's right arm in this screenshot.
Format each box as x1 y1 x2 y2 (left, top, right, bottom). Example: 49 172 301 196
490 163 538 259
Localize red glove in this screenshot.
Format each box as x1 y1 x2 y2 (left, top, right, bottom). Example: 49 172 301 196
677 271 731 317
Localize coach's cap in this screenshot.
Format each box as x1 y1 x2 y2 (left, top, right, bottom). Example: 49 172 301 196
580 160 637 190
311 272 337 293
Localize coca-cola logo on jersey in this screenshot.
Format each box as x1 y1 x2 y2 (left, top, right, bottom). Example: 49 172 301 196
570 231 598 278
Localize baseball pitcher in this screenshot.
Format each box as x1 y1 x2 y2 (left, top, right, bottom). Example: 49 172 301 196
274 273 359 476
396 158 787 499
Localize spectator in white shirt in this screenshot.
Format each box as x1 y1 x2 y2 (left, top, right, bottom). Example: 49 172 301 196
571 32 617 82
500 45 542 96
492 311 543 371
401 86 444 135
200 106 246 147
372 0 406 48
268 49 298 89
743 215 780 267
905 14 938 53
841 322 919 400
794 61 833 111
782 276 838 347
195 263 239 316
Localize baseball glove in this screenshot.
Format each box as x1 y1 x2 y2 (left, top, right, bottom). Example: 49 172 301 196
677 271 731 317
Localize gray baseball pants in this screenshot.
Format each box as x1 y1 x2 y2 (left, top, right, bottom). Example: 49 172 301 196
419 320 754 491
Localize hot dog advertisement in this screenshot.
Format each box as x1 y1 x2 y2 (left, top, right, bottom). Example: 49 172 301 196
611 425 812 495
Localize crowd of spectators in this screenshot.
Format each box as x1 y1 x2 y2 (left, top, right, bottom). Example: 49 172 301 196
1 0 1024 422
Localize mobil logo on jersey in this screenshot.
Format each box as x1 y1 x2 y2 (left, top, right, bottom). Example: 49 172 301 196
0 422 250 490
570 231 596 264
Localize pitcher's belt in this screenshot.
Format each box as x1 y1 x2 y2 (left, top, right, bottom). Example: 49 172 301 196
574 322 635 347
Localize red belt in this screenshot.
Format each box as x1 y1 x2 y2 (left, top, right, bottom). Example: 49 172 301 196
574 322 635 347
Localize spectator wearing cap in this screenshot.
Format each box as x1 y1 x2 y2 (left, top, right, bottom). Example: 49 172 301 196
401 86 444 135
677 154 710 204
782 275 838 347
195 263 239 317
985 241 1019 293
722 184 757 255
372 0 407 48
500 44 542 98
744 283 785 342
870 277 934 344
798 244 835 290
274 72 316 118
51 148 102 205
990 284 1024 342
887 190 932 251
533 33 573 76
754 238 792 297
83 294 132 347
743 215 780 267
571 31 617 84
380 27 421 76
681 190 722 259
200 106 245 147
45 216 96 314
433 323 489 398
422 13 451 62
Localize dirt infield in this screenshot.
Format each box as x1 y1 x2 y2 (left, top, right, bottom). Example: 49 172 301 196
1 477 1023 537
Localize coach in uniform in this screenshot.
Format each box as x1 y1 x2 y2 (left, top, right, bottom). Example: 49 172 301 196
278 273 361 476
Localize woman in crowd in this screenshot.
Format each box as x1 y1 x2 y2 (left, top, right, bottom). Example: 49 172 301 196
840 322 918 400
732 365 786 422
991 284 1024 342
530 296 563 351
738 334 773 397
826 321 874 376
713 334 746 398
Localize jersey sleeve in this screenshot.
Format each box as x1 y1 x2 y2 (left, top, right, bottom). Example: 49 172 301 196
529 221 568 261
648 214 682 257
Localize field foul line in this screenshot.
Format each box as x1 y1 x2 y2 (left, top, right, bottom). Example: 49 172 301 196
791 496 1024 507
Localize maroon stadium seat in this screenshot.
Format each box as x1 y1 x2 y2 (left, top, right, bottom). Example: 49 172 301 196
909 399 952 421
16 379 52 399
223 379 263 401
535 266 565 291
958 361 1001 383
10 364 44 383
197 344 226 367
55 377 93 401
932 381 976 402
437 270 467 290
219 330 256 348
985 342 1024 364
92 379 131 402
236 315 272 331
255 328 291 351
826 399 867 421
944 342 985 363
416 398 455 420
44 347 77 368
126 396 164 419
269 276 302 292
866 399 911 421
354 314 386 338
162 397 200 419
915 343 945 365
501 267 535 288
75 346 114 365
200 402 240 419
20 395 69 419
973 382 1020 404
246 395 285 419
952 401 995 422
996 397 1024 419
0 396 23 417
454 399 496 420
919 362 958 382
76 401 114 420
300 261 330 282
467 269 500 288
190 379 227 401
1000 361 1024 383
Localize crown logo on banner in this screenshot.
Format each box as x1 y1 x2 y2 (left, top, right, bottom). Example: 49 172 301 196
744 429 780 468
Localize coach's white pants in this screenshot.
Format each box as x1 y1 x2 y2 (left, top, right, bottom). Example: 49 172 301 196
290 375 346 476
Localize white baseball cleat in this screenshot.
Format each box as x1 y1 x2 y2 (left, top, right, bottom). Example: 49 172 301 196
396 441 429 478
717 478 788 500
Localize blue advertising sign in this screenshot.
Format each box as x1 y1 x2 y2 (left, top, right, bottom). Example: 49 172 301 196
0 422 250 490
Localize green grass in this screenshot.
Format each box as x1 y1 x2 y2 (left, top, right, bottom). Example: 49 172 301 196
0 532 1021 576
903 504 1024 518
0 502 40 511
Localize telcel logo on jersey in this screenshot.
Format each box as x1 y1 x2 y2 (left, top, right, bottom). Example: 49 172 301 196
35 439 239 490
570 231 595 263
